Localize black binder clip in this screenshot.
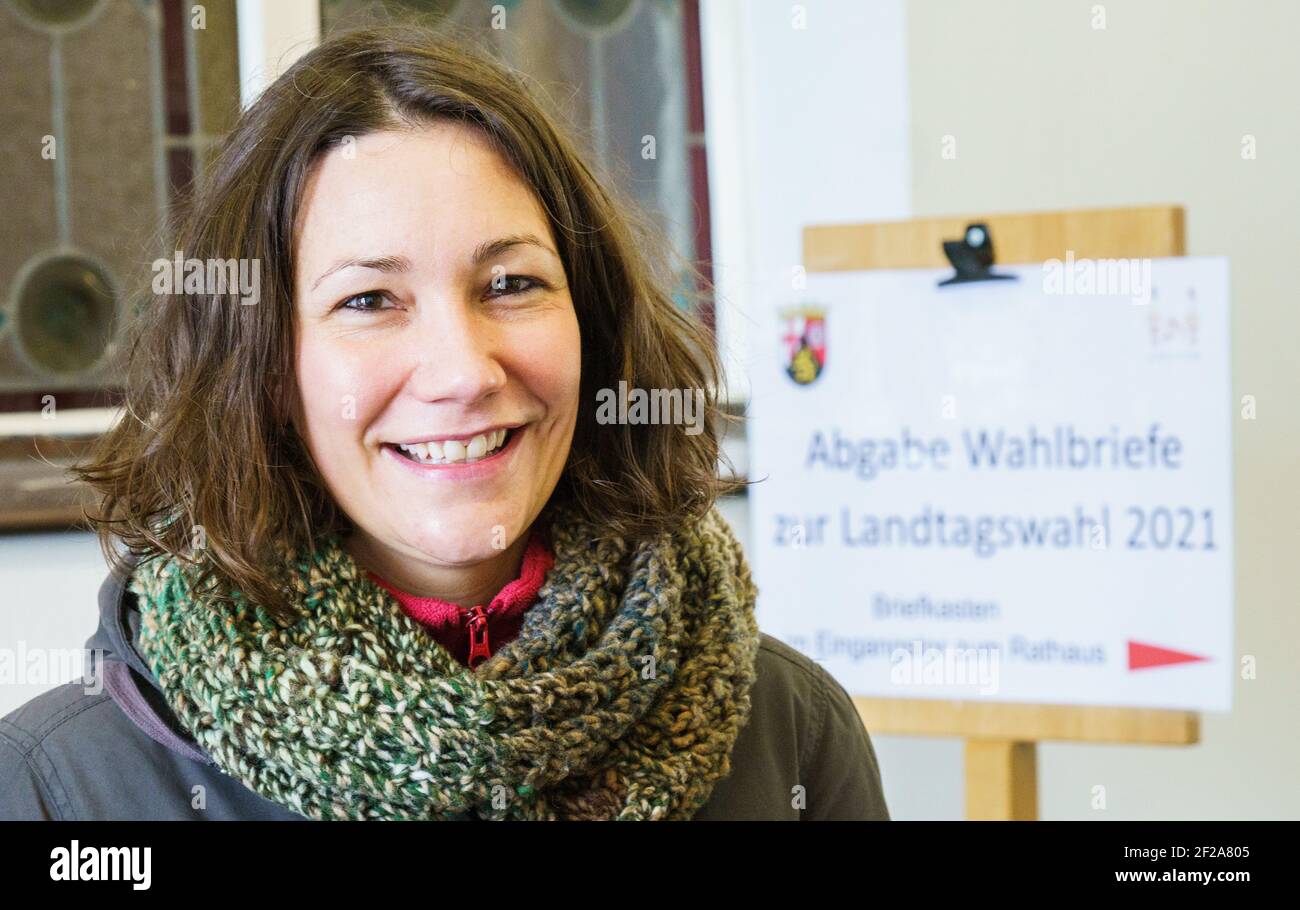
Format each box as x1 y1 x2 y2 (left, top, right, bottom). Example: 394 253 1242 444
938 222 1018 287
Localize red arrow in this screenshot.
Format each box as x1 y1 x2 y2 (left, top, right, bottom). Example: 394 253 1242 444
1128 640 1210 671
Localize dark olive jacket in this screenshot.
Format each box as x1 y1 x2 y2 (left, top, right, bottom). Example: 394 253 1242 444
0 559 890 821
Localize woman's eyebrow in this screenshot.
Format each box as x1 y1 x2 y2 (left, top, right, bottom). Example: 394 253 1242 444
310 235 559 291
311 254 411 291
471 233 560 267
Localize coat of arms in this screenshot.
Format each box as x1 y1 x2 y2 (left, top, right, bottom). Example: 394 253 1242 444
780 305 827 385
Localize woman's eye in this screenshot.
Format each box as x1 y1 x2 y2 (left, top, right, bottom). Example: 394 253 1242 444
334 278 545 312
337 291 390 312
485 275 545 298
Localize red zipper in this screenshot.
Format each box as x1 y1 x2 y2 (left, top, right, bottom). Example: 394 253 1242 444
466 605 491 668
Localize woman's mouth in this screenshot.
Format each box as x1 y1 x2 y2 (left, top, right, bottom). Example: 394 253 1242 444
383 426 520 467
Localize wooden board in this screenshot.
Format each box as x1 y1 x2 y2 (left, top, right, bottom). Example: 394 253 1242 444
802 205 1199 819
804 204 1185 271
851 697 1198 744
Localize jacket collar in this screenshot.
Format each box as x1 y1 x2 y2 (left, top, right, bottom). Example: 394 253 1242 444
85 553 213 765
86 551 158 691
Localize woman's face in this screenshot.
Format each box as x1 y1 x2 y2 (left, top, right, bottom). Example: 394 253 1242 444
290 122 581 571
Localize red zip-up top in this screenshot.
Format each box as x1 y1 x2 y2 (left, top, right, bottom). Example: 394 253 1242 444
366 530 554 669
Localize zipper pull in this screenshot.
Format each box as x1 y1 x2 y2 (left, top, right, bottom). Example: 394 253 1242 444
467 605 491 668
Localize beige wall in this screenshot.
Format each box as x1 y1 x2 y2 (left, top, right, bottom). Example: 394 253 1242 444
907 0 1298 819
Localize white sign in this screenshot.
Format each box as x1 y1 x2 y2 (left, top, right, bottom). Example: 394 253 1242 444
747 257 1233 711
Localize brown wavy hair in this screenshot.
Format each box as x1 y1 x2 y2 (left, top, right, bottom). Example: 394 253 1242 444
72 23 738 623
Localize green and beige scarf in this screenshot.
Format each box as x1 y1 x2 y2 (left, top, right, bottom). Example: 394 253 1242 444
129 503 761 820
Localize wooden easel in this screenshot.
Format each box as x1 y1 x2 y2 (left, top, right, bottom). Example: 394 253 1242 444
802 205 1200 820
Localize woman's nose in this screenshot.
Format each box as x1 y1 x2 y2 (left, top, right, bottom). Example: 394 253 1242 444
404 305 507 403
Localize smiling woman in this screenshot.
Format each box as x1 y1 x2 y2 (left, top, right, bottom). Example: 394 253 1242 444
0 23 888 822
78 25 729 626
290 123 583 605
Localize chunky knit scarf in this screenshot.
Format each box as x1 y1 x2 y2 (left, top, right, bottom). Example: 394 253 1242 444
129 503 761 821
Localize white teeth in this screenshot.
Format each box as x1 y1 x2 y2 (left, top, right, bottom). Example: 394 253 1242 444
396 428 509 465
